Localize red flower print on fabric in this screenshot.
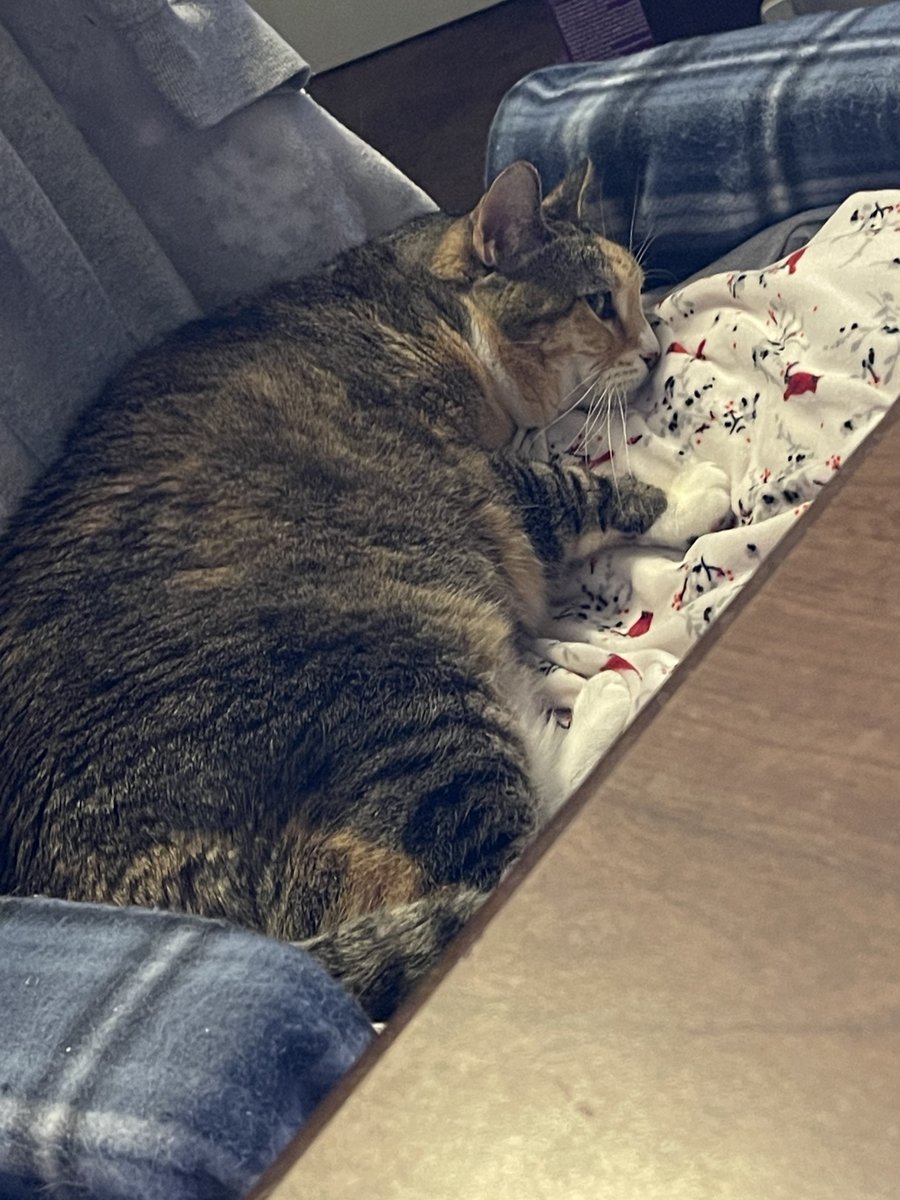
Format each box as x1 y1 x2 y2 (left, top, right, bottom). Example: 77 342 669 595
626 611 653 638
783 363 822 400
602 654 639 675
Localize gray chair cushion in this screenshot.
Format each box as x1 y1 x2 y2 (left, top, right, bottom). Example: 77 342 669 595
0 0 434 526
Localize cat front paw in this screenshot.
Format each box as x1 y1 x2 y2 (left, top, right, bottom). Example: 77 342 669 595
604 477 668 537
645 461 733 549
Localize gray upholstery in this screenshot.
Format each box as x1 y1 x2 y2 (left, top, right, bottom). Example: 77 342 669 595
0 0 435 526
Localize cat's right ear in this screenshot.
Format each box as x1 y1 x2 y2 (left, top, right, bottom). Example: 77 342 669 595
542 160 595 223
472 161 549 273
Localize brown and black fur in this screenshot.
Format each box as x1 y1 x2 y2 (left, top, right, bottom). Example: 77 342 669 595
0 162 665 1019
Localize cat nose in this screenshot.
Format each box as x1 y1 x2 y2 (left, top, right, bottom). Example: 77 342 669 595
640 347 660 369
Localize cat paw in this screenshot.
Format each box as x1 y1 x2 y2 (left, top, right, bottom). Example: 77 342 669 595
605 477 668 537
645 461 733 549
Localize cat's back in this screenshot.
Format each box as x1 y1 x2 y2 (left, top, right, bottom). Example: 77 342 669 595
0 221 509 865
1 221 485 586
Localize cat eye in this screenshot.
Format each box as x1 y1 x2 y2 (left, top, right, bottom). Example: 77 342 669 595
585 290 617 321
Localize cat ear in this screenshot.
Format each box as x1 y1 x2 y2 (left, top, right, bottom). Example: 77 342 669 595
472 161 548 272
542 160 595 223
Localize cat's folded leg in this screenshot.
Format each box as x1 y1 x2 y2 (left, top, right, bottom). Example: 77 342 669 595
594 472 669 540
490 450 667 568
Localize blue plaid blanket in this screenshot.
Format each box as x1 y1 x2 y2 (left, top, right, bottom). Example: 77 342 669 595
487 2 900 282
0 898 373 1199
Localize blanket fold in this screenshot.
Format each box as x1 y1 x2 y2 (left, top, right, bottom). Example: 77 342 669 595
487 1 900 282
0 897 374 1200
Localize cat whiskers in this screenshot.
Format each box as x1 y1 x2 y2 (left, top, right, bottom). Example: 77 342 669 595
573 383 631 503
633 230 658 269
626 179 660 285
579 384 610 447
604 388 623 502
616 388 632 477
540 363 607 433
627 172 642 262
643 265 677 289
578 382 617 469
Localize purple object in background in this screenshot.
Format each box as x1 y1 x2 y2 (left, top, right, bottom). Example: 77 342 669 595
546 0 654 61
546 0 762 60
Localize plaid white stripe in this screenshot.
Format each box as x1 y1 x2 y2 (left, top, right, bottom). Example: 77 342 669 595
0 898 372 1199
487 3 900 281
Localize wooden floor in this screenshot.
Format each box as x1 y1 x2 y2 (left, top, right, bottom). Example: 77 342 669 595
307 0 567 214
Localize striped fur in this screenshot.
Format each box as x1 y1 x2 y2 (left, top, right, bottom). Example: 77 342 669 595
0 162 665 1019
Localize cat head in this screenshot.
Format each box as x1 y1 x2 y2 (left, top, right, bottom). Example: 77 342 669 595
432 161 659 437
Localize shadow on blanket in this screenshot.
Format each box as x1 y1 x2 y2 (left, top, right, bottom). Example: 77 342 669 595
0 897 373 1200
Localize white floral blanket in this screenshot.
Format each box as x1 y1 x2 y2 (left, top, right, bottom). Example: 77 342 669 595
524 190 900 807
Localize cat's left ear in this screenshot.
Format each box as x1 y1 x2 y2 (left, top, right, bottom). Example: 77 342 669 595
542 160 595 223
472 161 549 272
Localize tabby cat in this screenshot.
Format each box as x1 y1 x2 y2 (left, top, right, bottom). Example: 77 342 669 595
0 161 665 1019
